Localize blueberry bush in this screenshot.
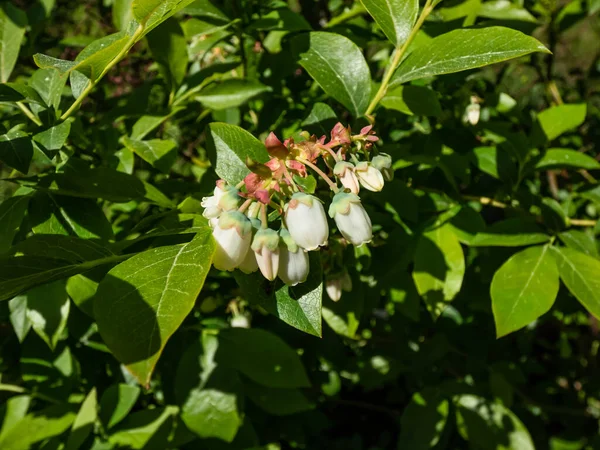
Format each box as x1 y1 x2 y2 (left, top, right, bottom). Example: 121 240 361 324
1 0 600 448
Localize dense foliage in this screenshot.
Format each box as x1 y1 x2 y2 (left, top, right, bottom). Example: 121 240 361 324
1 0 600 448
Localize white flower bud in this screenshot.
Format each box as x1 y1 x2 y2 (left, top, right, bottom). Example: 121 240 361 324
231 314 250 328
251 228 280 281
278 229 309 286
238 246 259 274
212 211 252 271
284 193 329 251
325 277 342 302
328 192 372 246
245 201 261 219
202 183 235 219
354 162 384 192
465 103 480 125
333 161 360 194
371 153 394 182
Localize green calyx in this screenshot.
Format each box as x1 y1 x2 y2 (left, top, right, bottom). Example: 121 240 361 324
333 161 354 177
251 228 280 252
279 228 299 253
328 191 361 218
218 211 252 236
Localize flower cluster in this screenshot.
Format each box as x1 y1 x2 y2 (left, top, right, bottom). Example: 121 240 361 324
201 123 392 287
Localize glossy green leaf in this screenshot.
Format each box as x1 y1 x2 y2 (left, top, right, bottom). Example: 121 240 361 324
205 122 269 185
470 146 516 181
470 218 550 247
0 129 33 174
558 230 598 258
245 382 314 416
33 122 71 152
478 0 537 22
99 384 141 429
108 406 179 449
132 0 197 33
184 0 230 22
491 245 559 337
113 0 134 30
0 3 27 83
391 27 549 85
398 388 449 450
30 68 66 109
550 246 600 319
537 104 586 141
21 281 70 350
413 224 465 319
0 405 76 450
94 229 215 386
456 395 535 450
14 167 174 207
195 79 270 110
233 252 322 336
360 0 418 46
0 194 30 253
380 85 441 116
175 335 242 442
122 137 177 173
534 148 600 171
66 274 98 317
0 395 30 443
217 328 310 388
291 31 371 116
65 388 98 450
147 18 187 89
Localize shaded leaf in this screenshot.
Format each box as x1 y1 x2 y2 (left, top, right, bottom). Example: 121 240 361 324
22 281 70 350
534 148 599 171
99 384 141 429
380 85 441 116
0 3 27 83
65 388 97 450
122 137 177 173
0 129 33 174
0 194 30 253
399 388 449 450
245 382 314 416
470 218 550 247
195 79 270 110
147 18 187 89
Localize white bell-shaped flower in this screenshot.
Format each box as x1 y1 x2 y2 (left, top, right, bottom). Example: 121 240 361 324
284 193 328 250
212 211 252 271
278 229 310 286
238 246 259 274
355 161 384 192
325 277 342 302
251 228 280 281
333 161 360 194
202 183 237 219
371 153 394 182
328 192 372 246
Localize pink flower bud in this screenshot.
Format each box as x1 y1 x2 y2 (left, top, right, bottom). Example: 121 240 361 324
251 229 280 281
334 161 360 194
212 211 252 271
285 193 329 251
328 192 372 246
354 162 384 192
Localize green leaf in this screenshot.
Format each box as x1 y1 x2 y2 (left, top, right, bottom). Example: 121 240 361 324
398 388 449 450
205 122 269 185
470 146 516 181
380 85 441 116
478 0 538 22
113 0 134 30
0 129 33 174
534 148 600 171
244 382 314 416
185 0 230 22
0 194 30 253
0 237 124 302
470 218 550 247
108 406 179 449
132 0 197 33
0 83 45 104
130 108 184 140
66 274 98 317
322 278 363 338
0 3 27 83
65 388 97 450
360 0 418 47
537 104 586 141
301 102 338 135
412 224 465 319
14 167 175 207
8 296 31 342
491 245 559 337
550 246 600 319
558 230 598 258
32 121 71 152
147 18 187 89
30 68 66 109
291 31 371 117
391 27 549 85
94 229 215 386
233 252 322 336
456 395 534 450
216 328 311 388
99 384 141 429
50 195 115 240
122 137 177 173
20 281 70 350
175 335 242 442
195 79 270 110
0 404 76 450
0 395 30 443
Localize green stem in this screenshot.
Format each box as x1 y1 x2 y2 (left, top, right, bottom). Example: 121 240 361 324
60 24 145 121
297 157 339 192
16 102 42 126
364 0 434 116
